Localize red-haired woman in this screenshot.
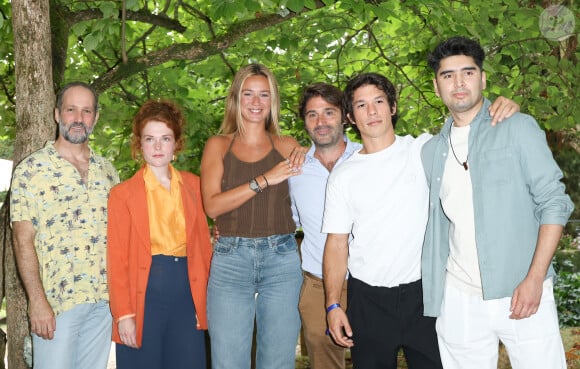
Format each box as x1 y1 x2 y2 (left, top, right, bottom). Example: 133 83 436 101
107 100 212 369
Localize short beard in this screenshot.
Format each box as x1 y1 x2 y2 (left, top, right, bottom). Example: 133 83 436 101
308 126 343 149
59 121 92 144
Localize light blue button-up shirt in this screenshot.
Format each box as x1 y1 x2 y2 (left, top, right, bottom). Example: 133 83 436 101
288 136 362 278
421 98 574 317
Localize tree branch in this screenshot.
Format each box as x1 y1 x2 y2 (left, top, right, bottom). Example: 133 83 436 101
367 26 440 111
69 8 187 33
92 12 304 92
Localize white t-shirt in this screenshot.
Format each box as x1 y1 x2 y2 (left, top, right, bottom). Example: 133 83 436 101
441 124 482 295
322 134 431 287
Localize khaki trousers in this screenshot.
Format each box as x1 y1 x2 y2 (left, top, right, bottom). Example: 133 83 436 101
298 272 348 369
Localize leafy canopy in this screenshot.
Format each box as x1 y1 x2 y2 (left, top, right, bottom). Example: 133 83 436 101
0 0 577 182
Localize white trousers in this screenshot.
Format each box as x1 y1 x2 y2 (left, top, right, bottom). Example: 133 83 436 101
436 279 566 369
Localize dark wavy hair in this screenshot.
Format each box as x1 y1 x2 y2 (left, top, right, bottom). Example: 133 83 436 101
343 72 398 133
298 82 344 122
427 36 485 74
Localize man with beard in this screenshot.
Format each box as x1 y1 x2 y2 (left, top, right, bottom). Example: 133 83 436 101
11 82 119 369
288 83 361 369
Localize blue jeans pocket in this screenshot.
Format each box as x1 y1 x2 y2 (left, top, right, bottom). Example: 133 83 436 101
213 237 236 255
274 234 298 255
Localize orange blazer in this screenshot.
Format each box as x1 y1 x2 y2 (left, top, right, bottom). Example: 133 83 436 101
107 167 212 346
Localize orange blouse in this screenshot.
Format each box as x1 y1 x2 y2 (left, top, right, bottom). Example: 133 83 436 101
144 165 186 257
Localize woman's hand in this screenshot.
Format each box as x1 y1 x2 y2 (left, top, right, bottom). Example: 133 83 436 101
287 146 308 171
259 146 307 187
262 158 303 186
118 317 138 348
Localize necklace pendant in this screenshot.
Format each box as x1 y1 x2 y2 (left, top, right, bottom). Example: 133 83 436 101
462 162 469 171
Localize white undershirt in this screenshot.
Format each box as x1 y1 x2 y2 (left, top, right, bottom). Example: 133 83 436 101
440 124 482 296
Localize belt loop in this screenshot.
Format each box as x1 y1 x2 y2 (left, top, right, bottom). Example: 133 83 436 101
268 234 276 248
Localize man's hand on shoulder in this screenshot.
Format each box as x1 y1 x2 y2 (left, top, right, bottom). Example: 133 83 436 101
489 96 520 126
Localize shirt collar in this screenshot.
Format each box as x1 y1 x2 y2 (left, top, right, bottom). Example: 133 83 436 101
143 164 182 191
305 135 359 164
45 140 98 166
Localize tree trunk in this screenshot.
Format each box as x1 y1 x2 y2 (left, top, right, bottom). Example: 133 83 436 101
9 1 55 368
0 203 9 369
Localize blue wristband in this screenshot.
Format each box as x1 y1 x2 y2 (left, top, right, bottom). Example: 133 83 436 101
326 303 341 314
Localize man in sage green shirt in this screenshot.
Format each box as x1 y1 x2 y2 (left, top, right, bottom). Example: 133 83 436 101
421 36 573 369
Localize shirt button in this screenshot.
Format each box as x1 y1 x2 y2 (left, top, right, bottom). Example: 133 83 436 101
174 257 179 262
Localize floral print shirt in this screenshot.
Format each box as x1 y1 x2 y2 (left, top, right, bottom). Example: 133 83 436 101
10 141 119 315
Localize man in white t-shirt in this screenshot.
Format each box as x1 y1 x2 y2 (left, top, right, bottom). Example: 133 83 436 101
322 72 442 369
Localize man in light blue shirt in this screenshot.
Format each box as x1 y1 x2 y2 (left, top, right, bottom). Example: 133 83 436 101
289 83 361 369
421 36 574 369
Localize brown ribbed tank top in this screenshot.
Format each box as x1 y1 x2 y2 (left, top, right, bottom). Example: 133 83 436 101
217 135 295 238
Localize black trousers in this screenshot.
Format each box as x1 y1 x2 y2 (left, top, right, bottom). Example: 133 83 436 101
347 277 442 369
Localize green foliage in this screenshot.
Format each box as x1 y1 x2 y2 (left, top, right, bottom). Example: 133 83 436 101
0 0 14 142
554 232 580 327
559 234 579 252
554 260 580 327
1 0 578 180
0 135 13 159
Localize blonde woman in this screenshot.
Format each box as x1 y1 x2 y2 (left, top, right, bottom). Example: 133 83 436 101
201 64 305 369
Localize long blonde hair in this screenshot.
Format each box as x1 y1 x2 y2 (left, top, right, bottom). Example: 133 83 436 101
219 63 281 136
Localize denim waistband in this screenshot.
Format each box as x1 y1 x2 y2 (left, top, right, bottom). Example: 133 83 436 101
216 233 295 248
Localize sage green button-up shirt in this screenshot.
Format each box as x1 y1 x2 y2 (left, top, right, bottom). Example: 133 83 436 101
421 99 574 317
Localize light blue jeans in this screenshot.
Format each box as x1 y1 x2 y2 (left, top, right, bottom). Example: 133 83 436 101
32 300 112 369
207 233 303 369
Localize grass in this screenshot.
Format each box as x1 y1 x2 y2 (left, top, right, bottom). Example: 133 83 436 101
295 327 580 369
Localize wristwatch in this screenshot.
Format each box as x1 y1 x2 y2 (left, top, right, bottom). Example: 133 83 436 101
249 178 262 193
